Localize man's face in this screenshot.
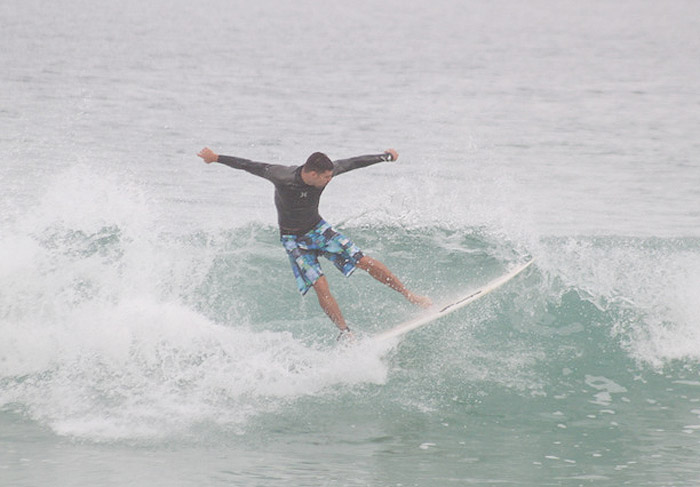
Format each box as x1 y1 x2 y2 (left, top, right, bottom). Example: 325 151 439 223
305 170 333 188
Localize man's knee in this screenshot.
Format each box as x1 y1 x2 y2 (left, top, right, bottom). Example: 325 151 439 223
357 255 373 270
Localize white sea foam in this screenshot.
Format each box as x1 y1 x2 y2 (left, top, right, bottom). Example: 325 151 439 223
0 169 393 440
1 293 390 440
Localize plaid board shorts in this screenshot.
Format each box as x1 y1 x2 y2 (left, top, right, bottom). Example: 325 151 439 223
281 219 364 295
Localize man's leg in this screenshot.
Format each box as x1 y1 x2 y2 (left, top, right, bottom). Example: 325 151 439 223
357 255 432 308
312 275 350 332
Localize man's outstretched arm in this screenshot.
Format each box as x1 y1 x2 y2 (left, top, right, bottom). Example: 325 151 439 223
197 147 275 179
332 149 399 176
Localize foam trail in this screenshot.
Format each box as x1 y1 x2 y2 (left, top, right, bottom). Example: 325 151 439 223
0 166 392 441
1 297 391 440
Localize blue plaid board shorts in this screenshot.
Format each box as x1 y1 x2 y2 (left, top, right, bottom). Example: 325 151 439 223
281 219 364 295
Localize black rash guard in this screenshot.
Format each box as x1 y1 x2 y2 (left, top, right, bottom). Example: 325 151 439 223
216 152 394 235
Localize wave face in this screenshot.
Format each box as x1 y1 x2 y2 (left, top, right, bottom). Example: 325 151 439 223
2 169 699 449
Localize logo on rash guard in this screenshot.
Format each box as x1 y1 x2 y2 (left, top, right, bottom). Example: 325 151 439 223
300 192 308 198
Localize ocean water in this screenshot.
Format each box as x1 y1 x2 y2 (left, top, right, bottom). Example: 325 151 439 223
2 0 700 485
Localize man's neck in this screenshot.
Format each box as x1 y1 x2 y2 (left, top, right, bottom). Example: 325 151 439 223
300 169 314 186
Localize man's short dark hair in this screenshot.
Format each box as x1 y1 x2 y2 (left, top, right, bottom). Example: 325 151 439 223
303 152 333 173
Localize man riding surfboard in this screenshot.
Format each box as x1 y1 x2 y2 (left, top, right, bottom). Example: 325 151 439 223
197 147 432 339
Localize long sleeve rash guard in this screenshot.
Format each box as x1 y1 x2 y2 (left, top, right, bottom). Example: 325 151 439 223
216 152 394 235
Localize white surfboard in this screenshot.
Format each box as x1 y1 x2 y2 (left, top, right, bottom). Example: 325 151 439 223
374 259 534 342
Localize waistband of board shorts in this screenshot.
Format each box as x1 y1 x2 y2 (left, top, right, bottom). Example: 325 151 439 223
279 218 327 238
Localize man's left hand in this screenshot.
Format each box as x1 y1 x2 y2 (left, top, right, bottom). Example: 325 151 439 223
385 148 399 161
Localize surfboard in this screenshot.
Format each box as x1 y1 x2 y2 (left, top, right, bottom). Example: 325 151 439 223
374 259 534 342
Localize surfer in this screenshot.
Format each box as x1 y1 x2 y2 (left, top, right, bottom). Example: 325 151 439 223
197 147 432 339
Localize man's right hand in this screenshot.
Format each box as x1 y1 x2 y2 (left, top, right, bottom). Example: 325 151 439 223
197 147 219 164
385 148 399 161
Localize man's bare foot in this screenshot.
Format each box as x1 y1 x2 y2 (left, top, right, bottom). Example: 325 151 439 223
337 327 355 342
407 292 432 308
